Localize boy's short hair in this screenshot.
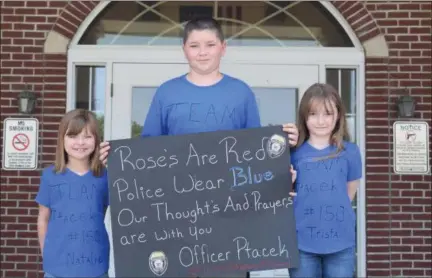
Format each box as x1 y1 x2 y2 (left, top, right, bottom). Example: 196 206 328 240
183 17 224 44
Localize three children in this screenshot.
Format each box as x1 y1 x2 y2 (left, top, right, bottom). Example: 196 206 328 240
36 17 361 278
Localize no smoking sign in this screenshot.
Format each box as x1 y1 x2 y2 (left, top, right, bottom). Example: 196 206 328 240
2 118 39 170
13 133 30 151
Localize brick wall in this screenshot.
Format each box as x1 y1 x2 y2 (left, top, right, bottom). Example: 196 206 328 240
363 2 432 277
1 1 97 277
1 1 431 277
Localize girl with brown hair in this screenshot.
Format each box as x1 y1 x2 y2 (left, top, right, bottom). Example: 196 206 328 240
289 83 362 278
36 109 110 278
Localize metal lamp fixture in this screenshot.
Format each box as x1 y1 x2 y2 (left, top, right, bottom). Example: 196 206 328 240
396 95 415 118
17 87 37 114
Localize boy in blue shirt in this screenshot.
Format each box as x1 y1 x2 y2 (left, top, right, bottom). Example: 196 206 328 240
100 17 298 160
99 17 299 277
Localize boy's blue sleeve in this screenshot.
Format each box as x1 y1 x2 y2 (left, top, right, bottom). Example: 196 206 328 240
347 144 363 181
141 89 165 137
244 89 261 128
35 169 51 208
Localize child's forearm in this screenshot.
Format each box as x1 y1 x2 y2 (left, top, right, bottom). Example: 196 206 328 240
348 189 357 201
37 218 48 253
347 180 360 201
37 206 50 254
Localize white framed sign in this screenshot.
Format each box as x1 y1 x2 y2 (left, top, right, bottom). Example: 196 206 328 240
393 121 430 175
2 118 39 170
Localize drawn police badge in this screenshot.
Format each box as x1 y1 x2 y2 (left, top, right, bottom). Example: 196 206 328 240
266 134 287 158
149 251 168 276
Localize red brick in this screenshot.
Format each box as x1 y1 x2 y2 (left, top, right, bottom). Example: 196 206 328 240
399 3 421 10
55 18 76 35
420 19 431 26
67 3 89 19
413 229 432 237
414 261 432 268
5 271 27 277
48 1 68 8
398 35 419 42
410 27 432 34
14 8 37 15
412 42 432 49
392 261 413 268
378 19 398 26
376 3 398 10
16 247 40 255
1 22 13 30
387 27 409 34
26 1 49 8
72 1 93 14
12 39 34 46
36 9 59 15
25 16 47 23
421 2 432 9
399 19 420 26
343 2 364 21
2 31 24 38
61 10 81 27
3 15 25 22
389 11 409 18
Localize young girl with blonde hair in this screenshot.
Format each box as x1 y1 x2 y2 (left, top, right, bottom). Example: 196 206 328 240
36 109 109 278
289 83 362 278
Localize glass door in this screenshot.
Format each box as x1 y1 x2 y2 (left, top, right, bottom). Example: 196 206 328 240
107 62 319 277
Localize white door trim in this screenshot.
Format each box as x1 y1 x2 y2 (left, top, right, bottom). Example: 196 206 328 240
68 46 363 65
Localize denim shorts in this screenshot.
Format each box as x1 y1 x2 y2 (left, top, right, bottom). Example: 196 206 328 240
289 247 356 278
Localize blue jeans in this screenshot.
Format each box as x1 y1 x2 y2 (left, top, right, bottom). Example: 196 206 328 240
289 247 356 278
44 272 108 278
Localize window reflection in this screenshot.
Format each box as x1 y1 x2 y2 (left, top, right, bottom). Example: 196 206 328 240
131 87 156 137
75 66 106 139
253 87 298 126
326 68 357 142
79 1 353 47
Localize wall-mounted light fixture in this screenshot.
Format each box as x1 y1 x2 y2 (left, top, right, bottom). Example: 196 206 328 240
17 87 37 114
397 95 415 118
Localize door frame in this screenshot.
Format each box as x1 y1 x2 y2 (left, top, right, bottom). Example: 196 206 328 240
67 46 366 277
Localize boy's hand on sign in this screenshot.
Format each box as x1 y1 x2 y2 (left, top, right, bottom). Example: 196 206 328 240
282 123 299 147
99 141 111 166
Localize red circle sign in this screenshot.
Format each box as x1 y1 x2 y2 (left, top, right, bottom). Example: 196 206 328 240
12 133 30 151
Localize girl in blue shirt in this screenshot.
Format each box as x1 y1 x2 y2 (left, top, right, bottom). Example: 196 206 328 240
36 109 110 278
289 83 362 278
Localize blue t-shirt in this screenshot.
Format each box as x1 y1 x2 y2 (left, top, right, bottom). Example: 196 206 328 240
141 74 261 136
291 141 362 254
35 165 110 277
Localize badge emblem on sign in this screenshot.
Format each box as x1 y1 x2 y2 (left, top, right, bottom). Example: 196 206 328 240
267 134 287 158
149 251 168 276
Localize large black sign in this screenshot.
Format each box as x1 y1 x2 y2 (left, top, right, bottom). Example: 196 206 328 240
107 126 299 277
